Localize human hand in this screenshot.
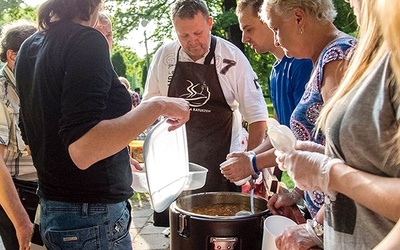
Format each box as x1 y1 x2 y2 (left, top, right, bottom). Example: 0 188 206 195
220 152 255 183
153 96 190 131
275 223 321 250
276 150 342 199
267 189 302 216
267 193 292 217
130 157 143 171
15 220 34 250
295 140 325 154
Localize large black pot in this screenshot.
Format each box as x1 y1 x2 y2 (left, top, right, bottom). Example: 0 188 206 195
169 192 271 250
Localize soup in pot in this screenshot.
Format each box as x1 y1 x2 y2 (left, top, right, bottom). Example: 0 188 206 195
189 203 254 216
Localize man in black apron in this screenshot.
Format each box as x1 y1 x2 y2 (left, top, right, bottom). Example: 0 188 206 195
145 0 268 226
168 36 236 193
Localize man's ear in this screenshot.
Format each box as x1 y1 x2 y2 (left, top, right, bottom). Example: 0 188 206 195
208 16 213 30
6 49 17 62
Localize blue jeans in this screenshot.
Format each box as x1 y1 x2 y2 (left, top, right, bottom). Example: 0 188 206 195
39 198 132 249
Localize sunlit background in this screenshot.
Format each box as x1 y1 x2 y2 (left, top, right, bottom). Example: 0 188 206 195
21 0 158 59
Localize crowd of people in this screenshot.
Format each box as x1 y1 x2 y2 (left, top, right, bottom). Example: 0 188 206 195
0 0 399 249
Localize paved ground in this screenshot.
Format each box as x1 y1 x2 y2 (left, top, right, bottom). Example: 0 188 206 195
0 193 170 250
130 193 170 250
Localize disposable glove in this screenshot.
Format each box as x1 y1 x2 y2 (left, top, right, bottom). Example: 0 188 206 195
276 150 343 200
295 140 325 154
275 223 322 250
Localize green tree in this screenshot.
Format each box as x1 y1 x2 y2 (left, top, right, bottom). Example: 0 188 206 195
334 0 358 35
1 0 357 96
111 51 127 77
112 44 145 90
0 3 36 29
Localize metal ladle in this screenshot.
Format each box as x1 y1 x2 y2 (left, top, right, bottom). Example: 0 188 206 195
235 179 255 216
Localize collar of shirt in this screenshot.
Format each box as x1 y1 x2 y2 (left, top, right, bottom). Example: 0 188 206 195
2 65 17 91
177 45 209 64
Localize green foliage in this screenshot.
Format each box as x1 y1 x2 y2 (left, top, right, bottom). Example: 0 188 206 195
1 0 358 98
244 46 275 97
111 51 127 77
0 4 36 29
112 44 144 90
0 0 24 13
333 0 358 35
281 171 295 189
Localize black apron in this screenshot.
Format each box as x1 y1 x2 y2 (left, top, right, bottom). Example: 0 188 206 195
168 36 240 193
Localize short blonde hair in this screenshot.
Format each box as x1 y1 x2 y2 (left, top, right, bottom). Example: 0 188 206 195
262 0 337 23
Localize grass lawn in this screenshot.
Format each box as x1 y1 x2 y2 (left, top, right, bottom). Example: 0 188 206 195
281 171 294 189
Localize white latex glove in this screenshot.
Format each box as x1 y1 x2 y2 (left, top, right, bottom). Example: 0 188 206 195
295 140 325 154
276 150 343 200
275 223 321 250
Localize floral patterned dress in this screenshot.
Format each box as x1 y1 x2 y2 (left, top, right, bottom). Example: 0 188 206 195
290 36 357 218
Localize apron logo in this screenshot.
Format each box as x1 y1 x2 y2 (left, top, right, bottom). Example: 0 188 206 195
180 80 210 107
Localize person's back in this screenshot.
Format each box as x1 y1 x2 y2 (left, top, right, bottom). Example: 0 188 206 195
17 20 132 202
15 1 190 249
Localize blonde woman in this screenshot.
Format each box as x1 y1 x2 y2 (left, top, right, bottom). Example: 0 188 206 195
276 0 400 249
373 0 400 249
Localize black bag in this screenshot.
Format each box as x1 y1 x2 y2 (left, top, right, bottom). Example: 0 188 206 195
13 179 43 246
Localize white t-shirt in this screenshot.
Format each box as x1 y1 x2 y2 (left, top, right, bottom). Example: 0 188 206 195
144 36 268 152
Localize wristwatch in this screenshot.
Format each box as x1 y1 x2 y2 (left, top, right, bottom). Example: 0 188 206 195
305 219 324 248
311 218 324 237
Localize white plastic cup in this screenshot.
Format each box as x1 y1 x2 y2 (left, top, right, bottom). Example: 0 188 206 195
262 215 297 250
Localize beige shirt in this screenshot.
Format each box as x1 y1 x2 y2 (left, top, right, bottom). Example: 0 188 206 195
0 65 37 181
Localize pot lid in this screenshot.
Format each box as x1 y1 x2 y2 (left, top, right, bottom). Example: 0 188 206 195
143 118 189 212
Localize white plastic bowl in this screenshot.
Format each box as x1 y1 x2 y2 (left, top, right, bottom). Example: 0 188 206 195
184 163 208 190
132 162 208 193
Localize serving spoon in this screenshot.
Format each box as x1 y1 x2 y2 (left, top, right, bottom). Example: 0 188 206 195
235 179 255 216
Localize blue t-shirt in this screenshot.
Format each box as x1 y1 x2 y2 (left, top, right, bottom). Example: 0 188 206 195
270 56 313 127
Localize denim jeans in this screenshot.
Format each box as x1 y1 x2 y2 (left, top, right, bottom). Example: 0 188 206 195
40 198 132 249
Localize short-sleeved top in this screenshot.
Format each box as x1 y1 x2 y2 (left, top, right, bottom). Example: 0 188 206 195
324 52 400 249
270 56 313 127
15 20 133 203
290 35 357 217
0 65 36 181
131 91 141 107
143 37 269 152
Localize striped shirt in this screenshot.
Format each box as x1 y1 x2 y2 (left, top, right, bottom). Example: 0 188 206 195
0 65 37 181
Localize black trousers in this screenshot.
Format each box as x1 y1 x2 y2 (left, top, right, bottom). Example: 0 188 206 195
0 179 43 249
